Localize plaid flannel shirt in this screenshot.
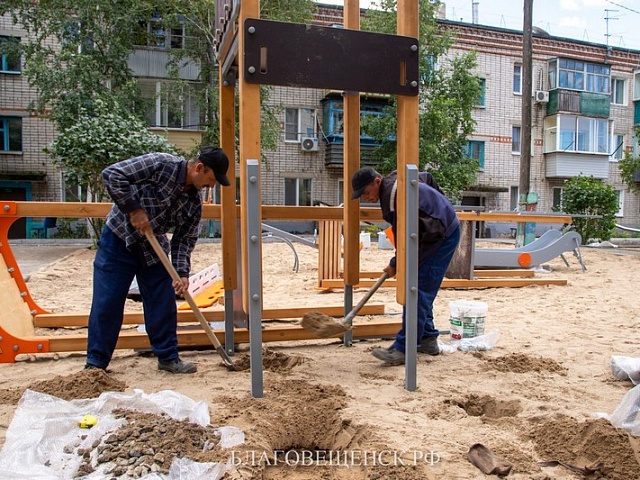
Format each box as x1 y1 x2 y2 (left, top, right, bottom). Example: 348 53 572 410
102 152 202 278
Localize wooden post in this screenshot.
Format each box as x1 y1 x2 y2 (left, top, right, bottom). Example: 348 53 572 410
396 0 419 305
343 0 361 288
239 0 262 313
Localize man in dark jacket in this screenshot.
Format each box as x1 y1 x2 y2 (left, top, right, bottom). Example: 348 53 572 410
351 167 460 365
84 147 230 374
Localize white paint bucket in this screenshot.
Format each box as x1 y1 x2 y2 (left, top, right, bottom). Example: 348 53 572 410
378 231 394 250
360 232 371 248
449 300 488 343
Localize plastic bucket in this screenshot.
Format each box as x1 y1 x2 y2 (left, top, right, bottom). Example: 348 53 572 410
449 300 488 342
377 231 394 250
359 232 371 248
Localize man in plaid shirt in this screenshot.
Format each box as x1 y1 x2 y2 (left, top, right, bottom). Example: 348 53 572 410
84 146 231 374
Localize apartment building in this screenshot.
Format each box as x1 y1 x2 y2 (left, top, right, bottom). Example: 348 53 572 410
444 19 640 228
2 4 640 239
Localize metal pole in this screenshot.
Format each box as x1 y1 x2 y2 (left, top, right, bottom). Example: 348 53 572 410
245 159 263 398
404 165 418 391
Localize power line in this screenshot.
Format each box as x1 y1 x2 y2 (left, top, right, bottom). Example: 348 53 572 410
605 0 640 16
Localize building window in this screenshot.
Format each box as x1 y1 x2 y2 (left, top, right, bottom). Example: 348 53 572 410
476 78 486 107
0 36 21 73
0 117 22 152
548 58 610 94
612 134 624 161
284 108 316 142
615 190 624 217
138 80 202 129
512 126 521 154
465 140 485 169
552 187 563 211
284 178 312 206
321 97 391 145
611 78 625 105
134 16 186 49
337 179 344 205
510 186 519 211
513 64 522 94
544 114 611 154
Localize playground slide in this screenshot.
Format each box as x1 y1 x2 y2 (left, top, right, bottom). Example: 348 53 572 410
475 230 585 272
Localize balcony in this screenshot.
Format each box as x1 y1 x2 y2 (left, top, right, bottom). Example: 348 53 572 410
324 143 378 167
128 48 199 80
547 89 610 118
545 152 609 179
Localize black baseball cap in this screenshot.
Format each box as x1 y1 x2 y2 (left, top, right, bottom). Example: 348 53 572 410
197 146 231 186
351 167 379 199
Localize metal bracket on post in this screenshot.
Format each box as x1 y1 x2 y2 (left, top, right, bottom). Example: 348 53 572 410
404 165 419 391
245 159 264 398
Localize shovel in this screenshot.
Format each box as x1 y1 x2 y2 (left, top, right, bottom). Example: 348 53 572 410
300 271 390 337
144 231 237 371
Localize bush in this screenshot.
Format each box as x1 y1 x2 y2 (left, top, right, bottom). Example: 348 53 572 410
561 175 619 243
53 218 90 239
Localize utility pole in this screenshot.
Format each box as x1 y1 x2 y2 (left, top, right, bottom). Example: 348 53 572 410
519 0 533 205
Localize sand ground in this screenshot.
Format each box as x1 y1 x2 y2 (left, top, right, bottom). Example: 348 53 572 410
1 238 639 479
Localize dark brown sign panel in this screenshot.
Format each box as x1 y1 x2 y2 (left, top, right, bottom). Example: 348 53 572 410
243 18 419 96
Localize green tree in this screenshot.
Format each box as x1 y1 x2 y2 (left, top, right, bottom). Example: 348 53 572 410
0 0 154 130
560 175 619 243
617 130 640 193
360 0 482 202
46 101 178 203
154 0 315 156
46 100 178 237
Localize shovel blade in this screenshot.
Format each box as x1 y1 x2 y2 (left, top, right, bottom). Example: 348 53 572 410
300 311 351 338
216 346 238 371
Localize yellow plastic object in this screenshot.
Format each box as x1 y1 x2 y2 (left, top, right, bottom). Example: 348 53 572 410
79 414 98 429
178 279 224 310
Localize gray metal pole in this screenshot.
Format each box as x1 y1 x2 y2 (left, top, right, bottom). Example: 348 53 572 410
404 165 419 391
245 159 263 398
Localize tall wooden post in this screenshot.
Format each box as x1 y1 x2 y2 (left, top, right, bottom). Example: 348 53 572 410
396 0 419 305
343 0 362 290
239 0 262 313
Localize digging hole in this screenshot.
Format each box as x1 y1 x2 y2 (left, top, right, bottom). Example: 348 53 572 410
446 394 521 418
222 379 370 475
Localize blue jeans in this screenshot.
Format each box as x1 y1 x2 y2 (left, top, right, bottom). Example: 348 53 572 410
392 225 461 353
86 226 179 368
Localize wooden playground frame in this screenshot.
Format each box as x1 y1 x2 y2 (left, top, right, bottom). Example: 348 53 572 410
0 200 572 365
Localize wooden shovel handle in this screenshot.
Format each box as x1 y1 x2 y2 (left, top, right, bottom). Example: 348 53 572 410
143 231 223 350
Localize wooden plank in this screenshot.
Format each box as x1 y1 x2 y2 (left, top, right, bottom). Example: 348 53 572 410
355 269 535 278
6 202 572 225
43 320 402 353
321 278 567 289
33 304 386 328
472 269 535 278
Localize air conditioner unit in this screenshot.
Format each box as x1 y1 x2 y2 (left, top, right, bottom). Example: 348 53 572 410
535 90 549 103
300 136 319 152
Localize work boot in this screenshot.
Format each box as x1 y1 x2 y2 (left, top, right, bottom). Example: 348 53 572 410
371 346 405 365
158 358 197 374
417 336 440 356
